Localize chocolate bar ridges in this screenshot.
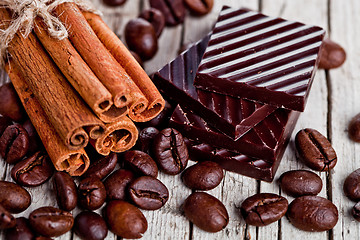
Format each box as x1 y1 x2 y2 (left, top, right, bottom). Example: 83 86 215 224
194 6 325 111
170 105 300 161
153 35 276 140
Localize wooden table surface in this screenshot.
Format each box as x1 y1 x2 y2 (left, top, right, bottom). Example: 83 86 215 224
0 0 359 239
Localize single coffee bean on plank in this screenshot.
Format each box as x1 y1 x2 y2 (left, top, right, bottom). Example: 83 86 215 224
123 150 158 177
104 169 135 201
78 177 106 210
349 113 360 142
150 0 186 26
82 152 118 180
184 0 214 15
74 211 108 240
53 171 78 211
279 170 322 197
4 217 35 240
343 168 360 201
139 8 165 38
319 38 346 69
0 124 29 164
0 181 31 213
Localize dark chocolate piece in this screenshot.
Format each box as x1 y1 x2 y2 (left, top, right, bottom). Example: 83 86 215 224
153 35 276 140
170 105 300 161
194 6 325 111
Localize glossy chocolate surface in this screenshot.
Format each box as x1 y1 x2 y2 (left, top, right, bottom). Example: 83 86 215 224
194 6 325 111
153 35 276 140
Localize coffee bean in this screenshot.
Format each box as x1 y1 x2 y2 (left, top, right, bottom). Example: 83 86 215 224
78 177 106 210
352 202 360 222
150 0 185 26
319 39 346 69
0 82 26 122
104 200 147 238
295 128 337 171
0 124 29 164
184 0 214 15
241 193 288 226
29 206 74 237
182 161 223 190
128 176 169 210
22 119 42 154
0 204 16 229
349 113 360 142
184 192 228 232
104 169 134 201
74 211 108 240
134 127 159 155
82 153 118 180
0 181 31 213
102 0 126 6
4 217 35 240
125 18 158 61
130 50 143 67
139 101 174 129
153 128 189 175
53 171 77 211
0 116 12 136
139 8 165 37
11 151 54 187
279 170 322 197
123 150 158 177
287 196 338 231
343 168 360 201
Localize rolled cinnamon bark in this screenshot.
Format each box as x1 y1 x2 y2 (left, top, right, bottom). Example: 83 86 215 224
0 8 105 150
83 12 165 122
6 63 90 176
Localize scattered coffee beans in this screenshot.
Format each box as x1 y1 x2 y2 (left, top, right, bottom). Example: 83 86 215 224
104 200 147 238
0 204 16 229
29 207 74 237
123 150 158 177
287 196 338 231
279 170 322 197
0 181 31 213
134 127 159 155
102 0 126 6
343 168 360 201
295 128 337 171
0 124 29 164
139 8 165 37
150 0 185 26
128 176 169 210
82 153 118 180
4 217 35 240
78 177 106 210
348 113 360 142
104 169 134 201
241 193 288 226
352 202 360 222
184 0 214 15
0 82 26 122
74 211 108 240
125 18 158 60
153 128 189 175
182 161 223 190
11 151 54 187
53 171 78 211
319 38 346 69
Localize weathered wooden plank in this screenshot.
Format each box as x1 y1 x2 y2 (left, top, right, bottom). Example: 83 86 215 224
329 0 360 239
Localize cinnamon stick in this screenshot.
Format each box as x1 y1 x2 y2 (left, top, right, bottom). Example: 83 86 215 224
84 12 165 122
6 63 90 176
33 17 128 123
0 8 105 150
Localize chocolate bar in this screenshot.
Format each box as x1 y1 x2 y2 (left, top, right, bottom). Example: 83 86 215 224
152 35 276 140
170 105 300 161
194 6 325 111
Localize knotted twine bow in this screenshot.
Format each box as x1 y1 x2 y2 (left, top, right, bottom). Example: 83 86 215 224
0 0 102 67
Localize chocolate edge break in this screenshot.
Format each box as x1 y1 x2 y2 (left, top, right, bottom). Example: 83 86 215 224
194 6 325 111
152 34 277 140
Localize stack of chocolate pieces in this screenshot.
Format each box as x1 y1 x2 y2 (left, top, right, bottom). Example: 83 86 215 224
153 6 325 181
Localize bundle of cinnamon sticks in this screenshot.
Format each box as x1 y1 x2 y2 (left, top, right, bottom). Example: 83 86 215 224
0 3 165 176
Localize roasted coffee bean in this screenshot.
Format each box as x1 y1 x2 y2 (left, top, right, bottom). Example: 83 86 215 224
184 192 228 232
11 151 54 187
104 169 134 201
343 168 360 201
78 177 106 210
182 161 223 190
184 0 214 15
241 193 288 226
104 200 147 238
295 128 337 171
0 82 26 122
29 207 74 237
0 204 16 229
130 50 143 67
102 0 126 6
53 171 78 211
287 196 338 231
139 8 165 37
279 170 322 197
352 202 360 222
134 127 159 155
123 150 158 177
349 113 360 142
82 153 117 180
153 128 189 175
150 0 185 26
128 176 169 210
125 18 158 60
140 101 174 129
74 211 108 240
0 124 29 164
0 116 12 136
22 119 42 154
319 38 346 69
0 181 31 213
4 217 35 240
